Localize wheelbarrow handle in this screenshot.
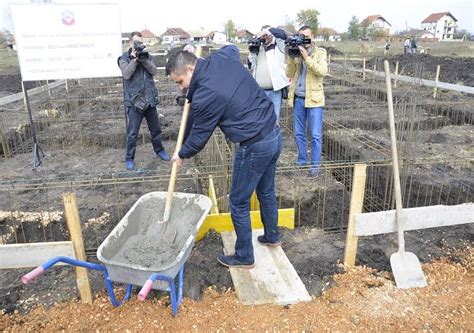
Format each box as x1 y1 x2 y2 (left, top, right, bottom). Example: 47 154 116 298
21 266 45 284
138 279 154 301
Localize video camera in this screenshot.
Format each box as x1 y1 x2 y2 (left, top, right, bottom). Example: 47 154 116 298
285 34 312 58
247 37 265 54
133 41 149 60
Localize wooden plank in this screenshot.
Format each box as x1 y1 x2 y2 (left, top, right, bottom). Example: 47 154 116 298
0 80 66 106
196 208 294 241
332 64 474 94
221 230 311 306
355 203 474 236
63 193 93 304
343 164 367 267
0 241 75 269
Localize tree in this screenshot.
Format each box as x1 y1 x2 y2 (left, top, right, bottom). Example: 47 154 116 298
225 19 236 40
348 16 361 40
454 29 471 41
296 9 320 33
367 26 386 39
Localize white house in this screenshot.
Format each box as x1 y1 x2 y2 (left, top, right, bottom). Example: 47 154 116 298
421 12 457 41
234 30 254 43
188 28 211 45
361 15 393 35
208 31 227 45
140 29 158 46
161 28 190 45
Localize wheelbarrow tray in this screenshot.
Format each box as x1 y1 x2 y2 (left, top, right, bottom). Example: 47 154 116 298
97 191 212 290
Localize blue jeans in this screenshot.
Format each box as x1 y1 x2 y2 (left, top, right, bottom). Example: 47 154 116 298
264 89 282 122
229 127 282 262
126 106 164 161
293 97 323 170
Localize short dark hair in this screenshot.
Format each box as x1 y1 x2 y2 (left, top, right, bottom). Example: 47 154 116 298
165 51 197 76
298 25 312 33
130 31 142 40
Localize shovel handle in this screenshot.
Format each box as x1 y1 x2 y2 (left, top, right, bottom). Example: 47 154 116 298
383 60 405 252
162 47 202 223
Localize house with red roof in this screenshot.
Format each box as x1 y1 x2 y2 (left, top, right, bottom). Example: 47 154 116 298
161 28 191 45
421 12 457 41
140 29 158 46
361 15 392 35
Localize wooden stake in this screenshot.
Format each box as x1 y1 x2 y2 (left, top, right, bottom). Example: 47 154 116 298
394 61 399 88
0 127 10 158
63 192 93 304
362 58 366 81
343 163 367 268
373 63 377 82
433 65 441 98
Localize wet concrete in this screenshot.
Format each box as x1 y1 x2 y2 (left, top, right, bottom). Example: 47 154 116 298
107 195 205 268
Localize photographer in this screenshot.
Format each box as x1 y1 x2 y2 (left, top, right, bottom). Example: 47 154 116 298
286 26 328 178
118 31 170 171
248 26 289 122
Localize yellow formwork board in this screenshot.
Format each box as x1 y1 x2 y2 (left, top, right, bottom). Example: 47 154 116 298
196 208 294 241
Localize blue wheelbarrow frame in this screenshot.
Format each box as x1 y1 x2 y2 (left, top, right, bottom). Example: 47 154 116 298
21 256 185 315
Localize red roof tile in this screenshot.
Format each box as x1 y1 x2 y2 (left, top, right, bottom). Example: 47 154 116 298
422 12 457 23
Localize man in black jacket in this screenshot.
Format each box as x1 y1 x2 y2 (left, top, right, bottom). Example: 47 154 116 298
118 31 170 171
166 46 282 269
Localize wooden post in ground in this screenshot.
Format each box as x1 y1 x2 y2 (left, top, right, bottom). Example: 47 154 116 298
62 192 93 304
343 163 367 268
433 65 441 98
394 61 399 88
46 80 51 98
65 79 69 92
0 127 10 158
362 58 366 81
373 63 377 82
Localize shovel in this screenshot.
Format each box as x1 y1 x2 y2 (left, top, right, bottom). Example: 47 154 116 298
146 99 191 240
383 60 427 289
147 47 202 239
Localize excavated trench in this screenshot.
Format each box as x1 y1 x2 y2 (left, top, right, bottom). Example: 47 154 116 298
0 74 472 314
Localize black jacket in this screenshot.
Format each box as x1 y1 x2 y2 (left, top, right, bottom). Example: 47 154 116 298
118 50 159 108
179 45 275 159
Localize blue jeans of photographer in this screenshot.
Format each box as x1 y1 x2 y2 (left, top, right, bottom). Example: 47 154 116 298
125 106 164 161
229 127 282 263
293 96 323 170
264 89 282 122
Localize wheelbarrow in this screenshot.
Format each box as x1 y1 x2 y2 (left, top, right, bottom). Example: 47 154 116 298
21 191 212 315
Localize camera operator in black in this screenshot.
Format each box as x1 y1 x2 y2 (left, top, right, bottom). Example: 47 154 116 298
118 31 171 171
247 26 289 123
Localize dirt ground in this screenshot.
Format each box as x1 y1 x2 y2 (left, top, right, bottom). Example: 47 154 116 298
366 54 474 86
1 48 473 330
1 247 472 331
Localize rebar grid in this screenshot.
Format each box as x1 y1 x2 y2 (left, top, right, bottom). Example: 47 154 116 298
1 59 472 248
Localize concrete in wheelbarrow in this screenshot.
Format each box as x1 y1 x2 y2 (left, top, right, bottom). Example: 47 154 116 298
221 230 311 306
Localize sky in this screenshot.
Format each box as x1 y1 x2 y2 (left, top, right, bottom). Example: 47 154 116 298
1 0 473 35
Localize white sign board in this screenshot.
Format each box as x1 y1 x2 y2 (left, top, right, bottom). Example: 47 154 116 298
11 3 122 81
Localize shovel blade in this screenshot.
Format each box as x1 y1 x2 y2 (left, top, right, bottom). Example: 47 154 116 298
390 251 427 289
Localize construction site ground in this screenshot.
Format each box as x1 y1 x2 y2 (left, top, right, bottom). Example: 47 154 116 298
0 48 473 330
